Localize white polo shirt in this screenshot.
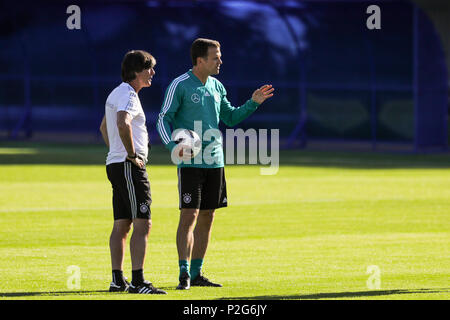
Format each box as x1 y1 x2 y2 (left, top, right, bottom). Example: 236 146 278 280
105 82 149 165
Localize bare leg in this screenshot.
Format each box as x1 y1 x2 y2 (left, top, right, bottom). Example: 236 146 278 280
191 210 215 260
110 219 132 271
176 209 199 261
130 218 152 271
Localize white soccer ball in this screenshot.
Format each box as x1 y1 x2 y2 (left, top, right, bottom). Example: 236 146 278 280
172 129 202 160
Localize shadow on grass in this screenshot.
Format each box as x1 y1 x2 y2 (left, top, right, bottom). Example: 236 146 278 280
0 286 176 298
217 288 450 300
0 290 110 297
1 288 448 299
0 142 449 168
0 144 172 166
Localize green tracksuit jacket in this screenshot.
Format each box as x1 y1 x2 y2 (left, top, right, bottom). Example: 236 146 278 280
157 69 260 168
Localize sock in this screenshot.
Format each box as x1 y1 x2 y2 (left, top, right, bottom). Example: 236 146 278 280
112 269 125 285
131 269 144 286
190 259 204 280
179 260 190 278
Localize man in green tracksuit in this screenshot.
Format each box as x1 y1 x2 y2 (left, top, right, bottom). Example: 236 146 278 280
157 38 274 290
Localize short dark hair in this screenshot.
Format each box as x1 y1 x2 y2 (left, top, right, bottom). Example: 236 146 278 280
121 50 156 82
190 38 220 66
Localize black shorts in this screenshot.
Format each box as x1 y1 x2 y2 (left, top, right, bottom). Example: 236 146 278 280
177 167 227 210
106 160 151 220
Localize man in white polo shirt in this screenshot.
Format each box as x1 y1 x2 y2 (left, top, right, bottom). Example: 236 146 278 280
99 50 166 294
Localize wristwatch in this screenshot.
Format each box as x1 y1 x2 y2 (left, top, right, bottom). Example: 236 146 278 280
127 152 137 159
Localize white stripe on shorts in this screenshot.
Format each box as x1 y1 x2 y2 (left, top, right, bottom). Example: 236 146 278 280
177 167 181 209
124 162 137 219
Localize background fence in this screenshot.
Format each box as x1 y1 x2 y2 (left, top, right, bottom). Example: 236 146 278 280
0 0 448 152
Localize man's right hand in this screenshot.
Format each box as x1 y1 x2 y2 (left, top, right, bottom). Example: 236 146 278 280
127 154 145 169
178 147 195 159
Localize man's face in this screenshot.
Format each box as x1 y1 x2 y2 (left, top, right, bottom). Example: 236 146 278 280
136 67 155 87
200 47 222 75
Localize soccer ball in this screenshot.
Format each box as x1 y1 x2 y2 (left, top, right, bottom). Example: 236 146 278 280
172 129 202 160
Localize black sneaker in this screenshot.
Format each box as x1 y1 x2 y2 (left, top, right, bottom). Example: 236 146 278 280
109 277 130 292
128 280 167 294
191 274 222 287
176 272 191 290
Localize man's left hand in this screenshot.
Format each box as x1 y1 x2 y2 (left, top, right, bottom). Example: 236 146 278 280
251 84 275 104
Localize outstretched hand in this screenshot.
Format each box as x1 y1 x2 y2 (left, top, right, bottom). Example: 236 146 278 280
251 84 275 104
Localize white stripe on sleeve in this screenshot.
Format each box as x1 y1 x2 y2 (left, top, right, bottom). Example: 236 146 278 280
158 73 189 144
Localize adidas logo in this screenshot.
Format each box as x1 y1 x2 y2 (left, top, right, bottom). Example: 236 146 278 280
205 91 210 96
222 197 227 203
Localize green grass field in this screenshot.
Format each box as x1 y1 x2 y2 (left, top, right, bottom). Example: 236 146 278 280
0 143 449 300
